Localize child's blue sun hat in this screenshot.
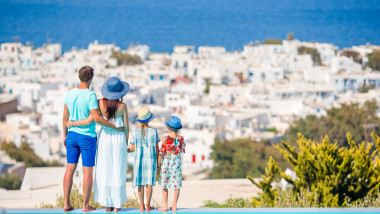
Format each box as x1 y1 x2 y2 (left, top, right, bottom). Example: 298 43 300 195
165 116 182 130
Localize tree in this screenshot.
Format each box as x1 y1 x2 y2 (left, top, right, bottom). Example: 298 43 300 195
250 132 380 207
342 50 362 64
367 50 380 71
0 141 61 167
285 100 380 147
0 173 22 190
110 50 142 66
262 39 283 45
286 33 295 41
209 138 289 178
298 46 322 65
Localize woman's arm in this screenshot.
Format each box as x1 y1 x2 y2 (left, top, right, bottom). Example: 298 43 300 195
123 104 129 146
66 114 93 128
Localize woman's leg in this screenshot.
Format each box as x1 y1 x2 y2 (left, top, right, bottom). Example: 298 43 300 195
171 188 180 211
145 185 154 210
137 185 145 211
158 189 169 211
105 207 113 212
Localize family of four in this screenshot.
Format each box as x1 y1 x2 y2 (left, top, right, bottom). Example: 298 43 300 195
63 66 185 212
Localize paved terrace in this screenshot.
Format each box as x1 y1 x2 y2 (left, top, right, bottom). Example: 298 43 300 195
3 208 380 213
0 179 259 208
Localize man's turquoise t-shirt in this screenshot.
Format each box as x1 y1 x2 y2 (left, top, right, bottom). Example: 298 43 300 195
64 88 98 138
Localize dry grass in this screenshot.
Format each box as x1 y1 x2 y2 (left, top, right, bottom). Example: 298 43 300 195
40 185 158 208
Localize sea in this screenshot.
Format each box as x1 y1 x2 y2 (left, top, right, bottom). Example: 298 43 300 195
0 0 380 52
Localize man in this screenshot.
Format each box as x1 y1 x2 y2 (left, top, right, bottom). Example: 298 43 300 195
62 66 121 211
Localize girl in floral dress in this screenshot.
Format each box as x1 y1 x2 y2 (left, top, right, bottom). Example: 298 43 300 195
158 116 185 211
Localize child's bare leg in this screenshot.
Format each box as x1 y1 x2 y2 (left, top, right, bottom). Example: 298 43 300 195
171 189 180 211
158 189 169 211
138 185 145 211
145 185 154 210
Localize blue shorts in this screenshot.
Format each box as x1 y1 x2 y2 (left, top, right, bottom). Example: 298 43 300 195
66 131 97 167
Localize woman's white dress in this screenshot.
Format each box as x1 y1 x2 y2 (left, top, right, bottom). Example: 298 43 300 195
93 117 128 208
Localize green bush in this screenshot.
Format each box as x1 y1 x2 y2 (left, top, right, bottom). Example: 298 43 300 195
111 50 142 66
40 185 157 208
298 46 322 65
0 173 22 190
209 138 289 179
262 39 283 45
0 141 62 167
285 100 380 147
367 50 380 71
249 132 380 207
203 189 380 208
342 50 362 64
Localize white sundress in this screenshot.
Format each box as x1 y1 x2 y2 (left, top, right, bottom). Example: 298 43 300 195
93 117 128 208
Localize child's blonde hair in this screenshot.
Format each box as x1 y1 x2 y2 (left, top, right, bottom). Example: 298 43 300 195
140 121 149 142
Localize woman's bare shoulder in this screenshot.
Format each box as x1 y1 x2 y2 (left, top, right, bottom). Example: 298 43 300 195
116 102 127 116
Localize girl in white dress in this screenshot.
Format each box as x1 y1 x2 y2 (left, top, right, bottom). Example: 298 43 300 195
67 77 130 212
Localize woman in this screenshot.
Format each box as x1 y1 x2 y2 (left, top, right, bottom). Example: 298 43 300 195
66 76 130 212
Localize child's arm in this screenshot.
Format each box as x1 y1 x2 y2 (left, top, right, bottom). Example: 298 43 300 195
66 114 93 127
157 136 166 168
128 144 135 152
156 142 160 168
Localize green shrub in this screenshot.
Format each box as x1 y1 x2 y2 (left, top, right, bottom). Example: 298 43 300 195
367 50 380 71
111 50 142 66
203 197 256 208
203 191 380 208
40 185 157 208
0 173 22 190
209 138 289 179
298 46 322 65
0 141 62 167
285 100 380 147
249 132 380 207
342 50 362 64
262 39 283 45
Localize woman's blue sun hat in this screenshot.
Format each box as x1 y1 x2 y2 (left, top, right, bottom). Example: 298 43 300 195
165 116 182 130
101 76 130 100
136 106 155 123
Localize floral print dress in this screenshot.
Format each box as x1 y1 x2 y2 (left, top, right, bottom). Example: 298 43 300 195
158 135 185 189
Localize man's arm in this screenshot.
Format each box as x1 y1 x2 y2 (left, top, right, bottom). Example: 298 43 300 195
62 105 69 148
90 109 118 129
66 115 93 128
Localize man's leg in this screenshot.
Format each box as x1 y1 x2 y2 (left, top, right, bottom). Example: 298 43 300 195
63 163 77 211
82 166 96 211
81 135 97 211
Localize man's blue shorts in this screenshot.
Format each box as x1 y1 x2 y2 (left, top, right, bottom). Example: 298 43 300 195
66 131 97 167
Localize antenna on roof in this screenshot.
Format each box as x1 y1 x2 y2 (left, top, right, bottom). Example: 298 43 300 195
12 35 20 42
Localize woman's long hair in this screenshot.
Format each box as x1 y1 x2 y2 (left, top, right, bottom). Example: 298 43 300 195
104 98 120 120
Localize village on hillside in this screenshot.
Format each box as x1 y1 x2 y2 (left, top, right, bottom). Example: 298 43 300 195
0 37 380 197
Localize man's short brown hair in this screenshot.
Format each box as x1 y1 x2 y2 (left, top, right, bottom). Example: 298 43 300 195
78 66 94 83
